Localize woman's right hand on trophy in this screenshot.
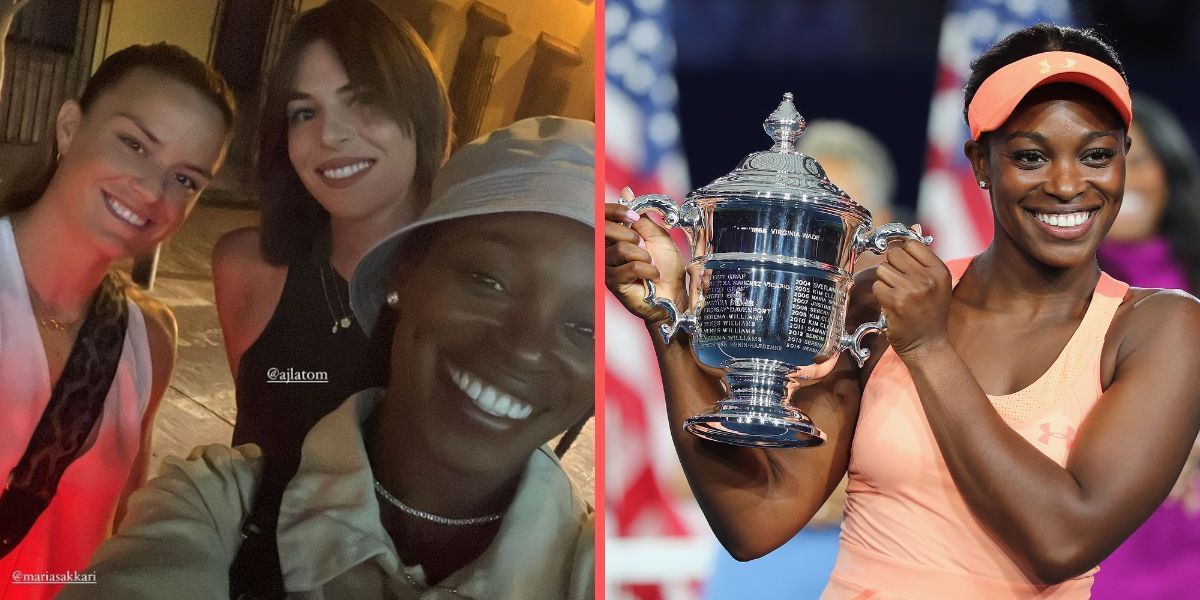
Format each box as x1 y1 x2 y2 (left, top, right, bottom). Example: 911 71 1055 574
604 187 687 326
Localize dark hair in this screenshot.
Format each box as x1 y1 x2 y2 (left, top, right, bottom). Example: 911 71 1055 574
83 43 236 131
1129 94 1200 290
0 43 236 214
257 0 453 265
963 23 1128 127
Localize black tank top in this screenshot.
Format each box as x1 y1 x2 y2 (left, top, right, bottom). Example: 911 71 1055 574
231 241 387 459
228 240 392 599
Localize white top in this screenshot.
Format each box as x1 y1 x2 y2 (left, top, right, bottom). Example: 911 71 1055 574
65 389 595 599
0 216 152 600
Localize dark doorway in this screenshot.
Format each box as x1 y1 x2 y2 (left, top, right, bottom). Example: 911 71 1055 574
210 0 274 168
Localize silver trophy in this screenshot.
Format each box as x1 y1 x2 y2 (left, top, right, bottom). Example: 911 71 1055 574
624 93 932 448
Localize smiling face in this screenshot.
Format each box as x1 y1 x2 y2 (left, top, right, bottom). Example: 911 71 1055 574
1108 122 1168 241
384 213 594 473
968 83 1128 268
50 67 228 258
286 40 419 224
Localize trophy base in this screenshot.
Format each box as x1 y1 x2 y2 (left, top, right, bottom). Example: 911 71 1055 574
684 403 827 448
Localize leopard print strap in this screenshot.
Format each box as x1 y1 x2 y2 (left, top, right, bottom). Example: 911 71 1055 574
0 273 128 557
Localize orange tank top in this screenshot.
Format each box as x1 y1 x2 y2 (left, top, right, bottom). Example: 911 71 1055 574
823 258 1130 600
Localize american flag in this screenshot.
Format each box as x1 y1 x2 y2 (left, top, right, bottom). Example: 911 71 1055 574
917 0 1073 259
604 0 711 598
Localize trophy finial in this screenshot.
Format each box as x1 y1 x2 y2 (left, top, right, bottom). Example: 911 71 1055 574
764 92 806 151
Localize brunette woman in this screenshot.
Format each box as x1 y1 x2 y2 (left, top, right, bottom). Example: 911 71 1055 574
0 43 234 599
211 2 451 579
212 0 451 460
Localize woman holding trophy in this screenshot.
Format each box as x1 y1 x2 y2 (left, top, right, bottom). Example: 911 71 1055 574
605 23 1200 597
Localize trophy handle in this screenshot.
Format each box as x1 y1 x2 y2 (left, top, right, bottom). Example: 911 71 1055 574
620 193 681 227
619 192 697 343
855 222 933 254
642 280 697 343
841 222 931 366
841 314 887 367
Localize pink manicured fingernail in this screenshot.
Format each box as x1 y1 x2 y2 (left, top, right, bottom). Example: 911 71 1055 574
638 238 646 249
626 209 641 222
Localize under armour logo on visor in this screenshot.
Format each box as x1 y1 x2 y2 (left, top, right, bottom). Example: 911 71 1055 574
1038 57 1078 74
1038 423 1077 445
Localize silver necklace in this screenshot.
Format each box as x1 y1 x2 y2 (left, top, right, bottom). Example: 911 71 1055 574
373 480 504 526
317 262 353 334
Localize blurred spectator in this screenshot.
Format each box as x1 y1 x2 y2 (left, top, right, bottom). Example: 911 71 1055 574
797 119 906 268
798 120 898 223
1098 93 1200 291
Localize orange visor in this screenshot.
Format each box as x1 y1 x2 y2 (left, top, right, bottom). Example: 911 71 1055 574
966 51 1132 140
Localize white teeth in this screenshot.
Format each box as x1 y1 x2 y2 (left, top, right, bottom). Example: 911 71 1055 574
479 386 498 412
447 364 533 420
321 160 372 180
105 195 147 227
492 392 511 415
1033 210 1093 228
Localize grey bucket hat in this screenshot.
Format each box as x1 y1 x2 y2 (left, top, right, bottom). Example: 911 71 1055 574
349 115 595 334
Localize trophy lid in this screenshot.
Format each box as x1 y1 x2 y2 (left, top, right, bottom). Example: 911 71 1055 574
691 93 870 220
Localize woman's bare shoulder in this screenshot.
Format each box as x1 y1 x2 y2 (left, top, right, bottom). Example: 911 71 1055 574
213 227 278 275
211 227 289 366
126 287 177 398
212 227 287 306
1116 286 1200 326
1109 286 1200 365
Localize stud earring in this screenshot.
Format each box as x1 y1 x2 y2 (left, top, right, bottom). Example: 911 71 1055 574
978 180 989 189
385 291 400 307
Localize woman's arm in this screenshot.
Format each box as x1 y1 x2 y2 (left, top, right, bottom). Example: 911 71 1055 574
876 240 1200 584
653 319 863 560
113 293 176 531
211 227 286 379
60 444 260 600
605 201 866 560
